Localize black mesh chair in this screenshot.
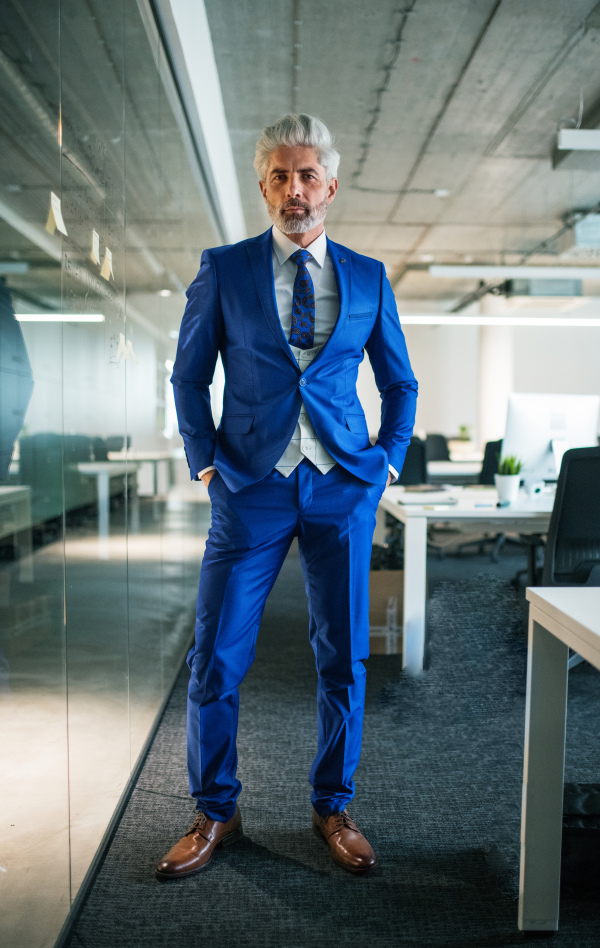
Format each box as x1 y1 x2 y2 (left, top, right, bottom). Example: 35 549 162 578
92 437 108 462
105 435 131 452
479 439 502 486
399 436 427 486
538 446 600 668
425 433 450 462
541 446 600 587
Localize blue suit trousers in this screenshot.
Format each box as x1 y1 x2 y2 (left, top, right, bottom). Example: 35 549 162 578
187 460 386 820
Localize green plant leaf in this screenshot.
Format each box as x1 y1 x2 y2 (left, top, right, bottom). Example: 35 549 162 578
497 454 524 476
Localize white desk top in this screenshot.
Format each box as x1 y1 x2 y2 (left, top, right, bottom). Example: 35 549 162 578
77 461 141 475
526 587 600 667
0 486 31 500
380 485 554 524
107 451 173 461
527 587 600 638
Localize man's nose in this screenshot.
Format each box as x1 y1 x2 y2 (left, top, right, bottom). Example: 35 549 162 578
286 174 303 198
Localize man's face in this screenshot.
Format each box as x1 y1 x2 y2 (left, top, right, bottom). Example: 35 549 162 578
259 145 337 234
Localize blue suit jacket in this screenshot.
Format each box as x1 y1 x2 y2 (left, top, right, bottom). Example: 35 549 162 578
172 228 418 492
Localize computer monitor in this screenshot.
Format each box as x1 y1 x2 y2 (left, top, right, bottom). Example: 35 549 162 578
502 393 600 482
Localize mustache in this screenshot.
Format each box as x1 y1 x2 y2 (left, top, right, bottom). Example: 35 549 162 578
281 199 310 211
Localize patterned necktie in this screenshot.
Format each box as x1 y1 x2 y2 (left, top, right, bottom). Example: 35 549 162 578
289 249 315 349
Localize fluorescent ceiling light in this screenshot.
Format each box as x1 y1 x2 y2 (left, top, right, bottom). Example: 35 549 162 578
557 129 600 151
400 314 600 327
162 0 246 243
0 261 29 273
429 265 600 280
503 296 587 312
15 313 105 322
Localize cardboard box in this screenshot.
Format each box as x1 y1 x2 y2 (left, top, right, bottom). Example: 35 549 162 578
369 569 403 655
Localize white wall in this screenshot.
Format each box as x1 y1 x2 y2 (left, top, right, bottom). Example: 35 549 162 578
357 324 480 439
514 326 600 403
357 317 600 443
19 317 172 452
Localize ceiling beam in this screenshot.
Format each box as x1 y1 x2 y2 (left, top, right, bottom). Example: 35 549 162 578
430 265 600 280
148 0 246 245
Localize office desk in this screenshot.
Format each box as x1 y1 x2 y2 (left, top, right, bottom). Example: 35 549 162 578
0 486 33 582
519 587 600 933
77 462 141 559
379 486 554 674
107 450 174 496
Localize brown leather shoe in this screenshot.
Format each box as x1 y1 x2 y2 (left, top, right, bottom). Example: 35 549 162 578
155 805 243 881
313 809 377 874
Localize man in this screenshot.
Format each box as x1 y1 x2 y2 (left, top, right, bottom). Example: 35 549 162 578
156 114 417 880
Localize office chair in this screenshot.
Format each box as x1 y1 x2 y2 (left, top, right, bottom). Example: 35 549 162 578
479 439 502 486
105 435 132 452
425 433 450 462
399 436 427 486
539 446 600 668
92 437 108 462
541 446 600 586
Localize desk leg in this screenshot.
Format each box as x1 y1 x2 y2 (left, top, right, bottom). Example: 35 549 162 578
129 472 140 534
16 496 34 582
518 616 569 932
152 461 160 521
402 516 427 675
97 471 110 560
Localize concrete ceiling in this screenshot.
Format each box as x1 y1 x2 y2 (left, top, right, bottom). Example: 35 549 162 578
205 0 600 302
0 0 219 325
2 0 600 318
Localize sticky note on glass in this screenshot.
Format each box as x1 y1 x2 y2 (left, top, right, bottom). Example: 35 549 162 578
45 191 68 236
90 229 100 265
100 247 113 281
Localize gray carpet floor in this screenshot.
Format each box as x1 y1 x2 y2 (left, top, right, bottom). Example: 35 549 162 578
66 547 600 948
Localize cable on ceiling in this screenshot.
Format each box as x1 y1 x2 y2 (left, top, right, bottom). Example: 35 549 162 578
351 3 417 187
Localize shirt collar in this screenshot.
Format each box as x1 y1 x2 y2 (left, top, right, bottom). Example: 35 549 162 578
271 225 327 268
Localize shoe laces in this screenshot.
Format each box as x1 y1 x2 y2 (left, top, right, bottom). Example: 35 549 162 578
329 810 358 833
187 811 208 835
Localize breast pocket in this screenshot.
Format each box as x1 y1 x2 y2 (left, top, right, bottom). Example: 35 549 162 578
348 312 374 320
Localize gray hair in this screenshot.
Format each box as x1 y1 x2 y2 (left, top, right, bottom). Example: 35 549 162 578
254 113 340 181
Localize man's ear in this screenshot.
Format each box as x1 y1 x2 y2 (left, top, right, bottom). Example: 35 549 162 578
259 180 267 200
327 178 338 204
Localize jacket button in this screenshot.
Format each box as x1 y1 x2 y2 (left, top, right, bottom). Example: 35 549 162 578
299 378 307 387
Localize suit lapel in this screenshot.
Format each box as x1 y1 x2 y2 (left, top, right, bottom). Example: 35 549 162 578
247 230 298 368
308 237 352 365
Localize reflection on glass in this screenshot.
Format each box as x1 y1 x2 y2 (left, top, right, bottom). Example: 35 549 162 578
0 1 217 944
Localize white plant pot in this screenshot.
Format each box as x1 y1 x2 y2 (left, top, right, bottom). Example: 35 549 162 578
495 473 521 504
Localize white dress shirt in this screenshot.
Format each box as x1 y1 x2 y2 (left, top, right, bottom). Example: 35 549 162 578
198 225 397 482
271 227 337 476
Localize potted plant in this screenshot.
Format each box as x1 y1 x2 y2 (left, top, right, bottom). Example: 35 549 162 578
448 424 475 459
495 455 524 504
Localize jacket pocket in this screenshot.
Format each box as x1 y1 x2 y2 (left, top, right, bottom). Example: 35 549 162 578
220 414 254 434
345 413 369 433
348 312 374 319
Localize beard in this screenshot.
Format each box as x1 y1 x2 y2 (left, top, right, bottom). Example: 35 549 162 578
266 196 329 234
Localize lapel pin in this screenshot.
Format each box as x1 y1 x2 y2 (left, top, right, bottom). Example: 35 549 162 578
339 257 346 264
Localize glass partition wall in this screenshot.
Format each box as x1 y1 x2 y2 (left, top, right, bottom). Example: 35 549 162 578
0 3 217 945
